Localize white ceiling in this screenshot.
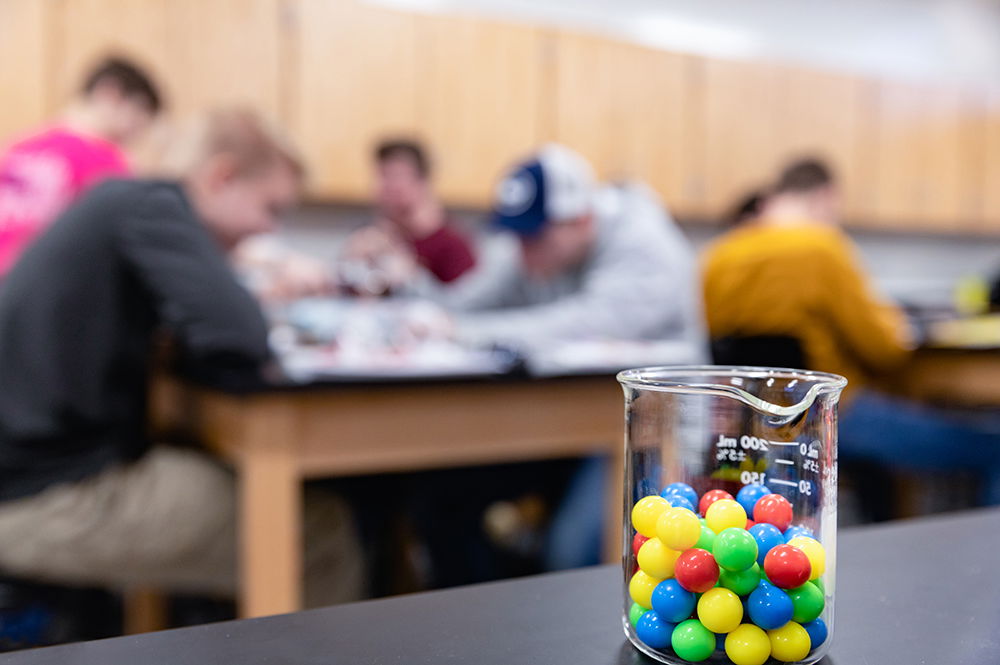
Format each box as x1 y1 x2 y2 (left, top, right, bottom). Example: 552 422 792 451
369 0 1000 85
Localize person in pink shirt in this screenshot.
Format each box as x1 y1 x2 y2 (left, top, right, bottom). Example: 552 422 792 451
0 56 162 277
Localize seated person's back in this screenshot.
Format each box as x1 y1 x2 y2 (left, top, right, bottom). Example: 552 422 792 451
0 176 270 499
703 159 910 390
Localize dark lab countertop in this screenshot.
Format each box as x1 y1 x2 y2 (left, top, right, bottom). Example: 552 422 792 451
6 507 999 664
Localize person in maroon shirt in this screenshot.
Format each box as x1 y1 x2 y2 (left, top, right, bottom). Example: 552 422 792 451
341 139 476 289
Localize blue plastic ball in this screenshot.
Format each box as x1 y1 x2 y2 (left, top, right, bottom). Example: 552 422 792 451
635 610 675 649
651 578 697 623
748 523 785 566
747 580 794 630
715 633 727 651
736 484 772 517
783 525 816 543
665 495 696 513
661 482 698 509
803 617 828 649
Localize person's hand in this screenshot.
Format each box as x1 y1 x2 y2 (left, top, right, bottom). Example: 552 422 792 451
265 255 335 302
339 225 419 296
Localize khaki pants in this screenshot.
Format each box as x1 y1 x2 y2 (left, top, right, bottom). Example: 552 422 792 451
0 447 364 608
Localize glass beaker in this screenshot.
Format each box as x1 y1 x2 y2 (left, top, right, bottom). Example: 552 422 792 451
619 366 846 665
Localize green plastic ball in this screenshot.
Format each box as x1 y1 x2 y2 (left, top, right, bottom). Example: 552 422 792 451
671 619 716 662
811 577 825 594
719 562 762 596
713 528 759 571
629 602 647 627
789 581 825 623
693 524 716 551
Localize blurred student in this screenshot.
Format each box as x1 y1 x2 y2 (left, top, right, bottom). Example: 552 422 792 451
0 109 362 605
0 56 162 278
341 139 476 290
726 189 766 227
442 143 706 358
703 158 1000 504
431 144 706 572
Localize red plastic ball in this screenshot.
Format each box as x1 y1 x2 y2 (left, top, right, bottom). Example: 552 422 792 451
675 548 720 593
633 532 650 557
763 544 811 588
753 494 794 531
698 489 735 516
746 519 756 529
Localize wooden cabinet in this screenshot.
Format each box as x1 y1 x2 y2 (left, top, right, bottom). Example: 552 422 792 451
698 58 782 218
413 15 546 207
862 81 984 231
48 0 284 170
288 0 418 201
769 66 869 223
550 31 701 216
2 0 998 233
981 88 1000 229
49 0 171 109
0 0 50 143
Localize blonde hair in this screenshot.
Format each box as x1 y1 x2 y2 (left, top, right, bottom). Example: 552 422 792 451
156 108 305 180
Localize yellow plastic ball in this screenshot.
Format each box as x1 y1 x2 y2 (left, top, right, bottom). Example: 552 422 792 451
696 587 743 633
629 570 661 609
637 538 681 579
725 624 772 665
705 499 747 534
656 506 702 551
768 621 811 662
632 496 670 537
787 536 826 580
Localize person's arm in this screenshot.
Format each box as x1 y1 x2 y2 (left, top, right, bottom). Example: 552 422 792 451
116 186 270 364
820 238 913 374
455 190 704 352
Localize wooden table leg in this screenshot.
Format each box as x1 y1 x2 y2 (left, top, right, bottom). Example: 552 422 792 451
123 587 168 634
238 402 302 618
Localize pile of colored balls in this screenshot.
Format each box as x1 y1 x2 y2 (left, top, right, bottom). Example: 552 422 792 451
627 482 828 665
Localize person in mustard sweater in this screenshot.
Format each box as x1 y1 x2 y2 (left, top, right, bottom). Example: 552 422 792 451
703 160 912 390
704 159 1000 506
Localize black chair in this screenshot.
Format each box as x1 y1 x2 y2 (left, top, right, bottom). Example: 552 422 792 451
710 334 807 369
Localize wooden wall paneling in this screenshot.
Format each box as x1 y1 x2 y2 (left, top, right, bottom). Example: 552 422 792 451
980 86 1000 231
289 0 418 200
769 66 869 223
700 57 782 221
163 0 284 119
0 0 50 144
868 81 983 231
551 31 700 217
414 15 545 207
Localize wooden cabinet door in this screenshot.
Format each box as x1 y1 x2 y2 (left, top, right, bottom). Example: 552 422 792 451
981 87 1000 230
0 0 50 144
699 57 782 219
769 66 869 223
49 0 171 109
864 81 983 231
49 0 284 170
414 15 545 207
551 31 699 217
163 0 284 119
288 0 418 200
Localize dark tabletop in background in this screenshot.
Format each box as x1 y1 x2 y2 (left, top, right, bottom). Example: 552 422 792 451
5 508 999 664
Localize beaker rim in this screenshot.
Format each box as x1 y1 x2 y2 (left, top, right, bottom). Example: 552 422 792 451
616 365 847 418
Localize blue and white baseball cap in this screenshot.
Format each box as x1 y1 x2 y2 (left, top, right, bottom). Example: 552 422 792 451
492 144 596 236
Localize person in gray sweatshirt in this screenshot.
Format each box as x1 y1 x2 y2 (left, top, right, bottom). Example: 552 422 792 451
430 145 707 570
438 143 707 365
